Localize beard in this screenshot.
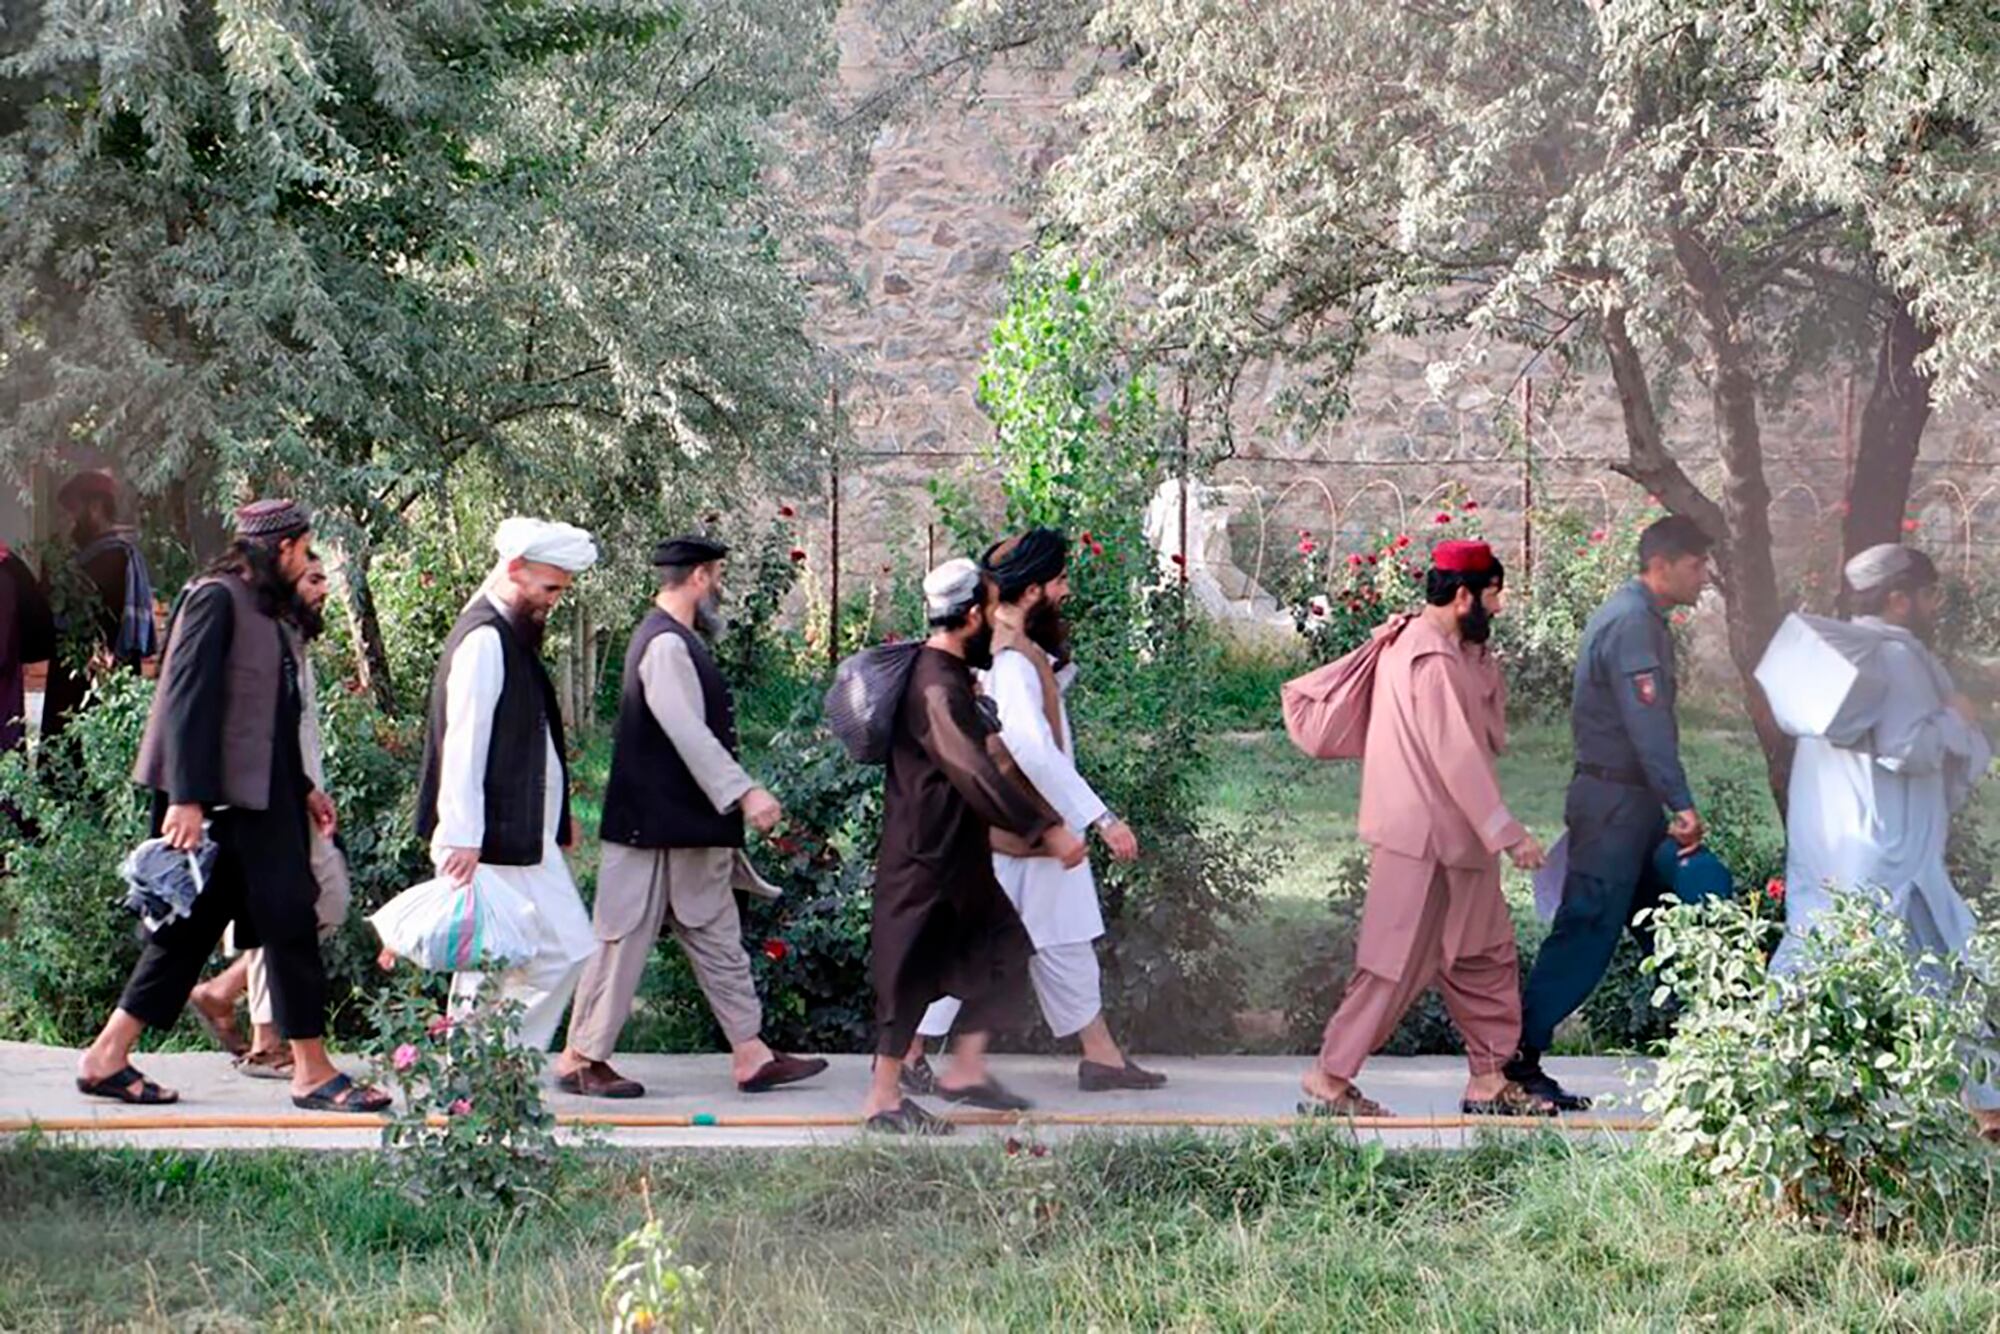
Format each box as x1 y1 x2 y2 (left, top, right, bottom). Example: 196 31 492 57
1025 599 1070 665
509 603 549 654
694 591 725 638
290 598 327 642
1908 606 1938 645
964 625 996 671
1459 599 1494 645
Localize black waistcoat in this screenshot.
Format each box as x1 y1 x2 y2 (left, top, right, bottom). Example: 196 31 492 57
416 597 572 866
599 609 745 849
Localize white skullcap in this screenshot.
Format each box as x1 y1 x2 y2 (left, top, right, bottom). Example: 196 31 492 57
923 557 983 620
1843 543 1915 593
493 517 599 573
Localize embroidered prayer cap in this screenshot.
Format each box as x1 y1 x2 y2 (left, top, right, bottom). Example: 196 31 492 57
923 557 985 621
233 498 312 542
651 534 730 568
493 517 599 573
1843 543 1921 593
982 527 1068 600
1430 539 1496 574
56 470 118 513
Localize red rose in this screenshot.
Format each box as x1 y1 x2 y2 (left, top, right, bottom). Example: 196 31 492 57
426 1013 455 1039
789 548 807 562
1299 539 1316 555
1347 553 1364 567
1080 531 1094 543
1090 541 1104 557
1766 877 1785 901
1394 535 1412 550
1434 513 1452 525
1463 500 1479 512
778 505 796 518
1030 1143 1048 1158
1004 1137 1022 1156
1902 518 1920 533
1170 553 1186 566
763 939 789 962
1589 528 1607 543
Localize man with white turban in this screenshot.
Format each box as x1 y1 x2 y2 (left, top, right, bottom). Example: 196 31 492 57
860 558 1087 1133
1768 543 2000 1139
412 518 602 1051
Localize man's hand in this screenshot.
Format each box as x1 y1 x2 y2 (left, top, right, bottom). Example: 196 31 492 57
441 847 481 887
1095 816 1140 863
742 787 783 836
1043 825 1089 870
161 802 205 852
305 789 338 838
1669 808 1705 850
1506 832 1546 871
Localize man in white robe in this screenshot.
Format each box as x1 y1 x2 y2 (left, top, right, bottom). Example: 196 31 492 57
412 518 601 1051
1772 543 1999 1137
902 528 1165 1095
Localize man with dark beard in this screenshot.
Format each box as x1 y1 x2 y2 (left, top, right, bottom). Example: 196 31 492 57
557 535 826 1098
188 554 354 1077
1301 540 1553 1119
902 528 1163 1097
861 558 1087 1134
77 501 386 1111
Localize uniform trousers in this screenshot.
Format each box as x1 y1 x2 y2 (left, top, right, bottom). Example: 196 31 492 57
1318 848 1521 1080
566 843 763 1058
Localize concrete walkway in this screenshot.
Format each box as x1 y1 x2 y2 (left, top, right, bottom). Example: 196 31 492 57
1 1042 1655 1150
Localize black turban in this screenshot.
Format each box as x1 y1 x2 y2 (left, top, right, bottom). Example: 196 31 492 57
982 527 1068 601
652 535 730 568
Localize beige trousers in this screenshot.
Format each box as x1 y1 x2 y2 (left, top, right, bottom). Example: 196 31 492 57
566 842 762 1059
244 830 353 1026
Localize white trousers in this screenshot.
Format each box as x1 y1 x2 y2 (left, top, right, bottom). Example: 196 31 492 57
917 940 1103 1041
450 952 587 1053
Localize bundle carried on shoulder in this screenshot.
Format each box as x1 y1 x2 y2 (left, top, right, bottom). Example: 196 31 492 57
1280 613 1412 760
824 640 923 764
369 870 540 972
1753 612 1891 745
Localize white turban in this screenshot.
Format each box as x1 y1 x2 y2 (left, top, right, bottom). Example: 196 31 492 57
923 557 983 621
493 517 599 573
1844 543 1915 593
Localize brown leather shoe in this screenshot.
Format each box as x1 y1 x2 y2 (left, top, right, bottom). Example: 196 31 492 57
556 1060 645 1099
738 1052 829 1093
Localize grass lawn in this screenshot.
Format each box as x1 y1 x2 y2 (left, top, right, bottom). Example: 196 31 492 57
4 1133 1998 1331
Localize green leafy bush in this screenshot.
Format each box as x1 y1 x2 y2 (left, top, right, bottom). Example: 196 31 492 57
1643 889 1995 1234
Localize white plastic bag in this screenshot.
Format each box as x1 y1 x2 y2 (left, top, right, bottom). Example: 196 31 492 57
368 870 540 971
1532 830 1570 923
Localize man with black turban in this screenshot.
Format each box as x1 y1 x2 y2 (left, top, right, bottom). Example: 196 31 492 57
557 533 826 1099
902 527 1166 1094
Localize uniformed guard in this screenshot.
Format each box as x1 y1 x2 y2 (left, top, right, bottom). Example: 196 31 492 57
1505 515 1711 1110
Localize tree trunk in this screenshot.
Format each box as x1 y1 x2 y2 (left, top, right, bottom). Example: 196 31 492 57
1842 291 1934 560
342 543 398 713
1670 229 1791 811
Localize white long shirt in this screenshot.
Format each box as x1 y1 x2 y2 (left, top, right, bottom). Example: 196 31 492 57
430 603 598 965
1774 617 1991 972
983 649 1109 947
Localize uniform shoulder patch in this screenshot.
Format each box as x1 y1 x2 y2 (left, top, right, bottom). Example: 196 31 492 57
1631 670 1658 706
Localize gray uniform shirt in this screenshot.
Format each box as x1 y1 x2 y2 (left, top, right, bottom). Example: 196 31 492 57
1571 578 1694 813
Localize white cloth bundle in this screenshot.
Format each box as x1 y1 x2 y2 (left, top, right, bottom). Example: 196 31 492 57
369 869 541 972
1754 613 1889 744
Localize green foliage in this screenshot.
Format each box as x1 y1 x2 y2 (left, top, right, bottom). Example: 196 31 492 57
603 1183 708 1334
1500 504 1665 718
1644 889 1995 1234
0 674 155 1042
364 966 563 1210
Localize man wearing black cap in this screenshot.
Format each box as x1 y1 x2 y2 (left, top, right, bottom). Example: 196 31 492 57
903 527 1165 1094
556 535 826 1098
75 499 387 1113
42 469 157 738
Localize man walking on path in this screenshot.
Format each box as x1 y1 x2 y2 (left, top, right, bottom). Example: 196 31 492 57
77 500 385 1112
902 528 1163 1095
1771 544 2000 1139
1302 540 1551 1118
558 534 827 1098
415 518 601 1052
42 470 156 738
1506 515 1710 1110
189 554 353 1077
861 558 1087 1134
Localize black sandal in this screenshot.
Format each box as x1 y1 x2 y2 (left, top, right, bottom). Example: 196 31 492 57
76 1065 178 1105
936 1079 1032 1112
864 1097 956 1136
1462 1082 1558 1117
291 1072 392 1114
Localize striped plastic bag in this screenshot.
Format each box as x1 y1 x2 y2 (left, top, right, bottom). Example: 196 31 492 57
368 870 539 971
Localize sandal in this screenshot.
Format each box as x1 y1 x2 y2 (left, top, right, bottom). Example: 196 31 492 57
937 1079 1033 1112
864 1097 956 1137
1461 1082 1558 1117
291 1072 392 1114
1297 1086 1392 1118
233 1049 294 1081
190 995 249 1058
899 1054 938 1096
77 1065 179 1105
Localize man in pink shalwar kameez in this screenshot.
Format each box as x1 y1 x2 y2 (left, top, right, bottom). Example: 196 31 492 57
1302 540 1554 1118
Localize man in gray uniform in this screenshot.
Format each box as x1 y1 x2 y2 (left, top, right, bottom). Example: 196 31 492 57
1506 515 1710 1109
